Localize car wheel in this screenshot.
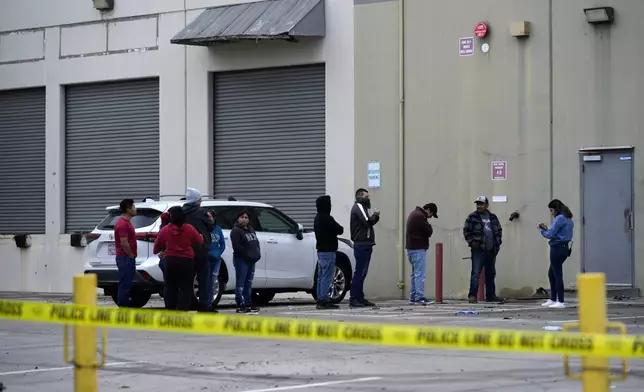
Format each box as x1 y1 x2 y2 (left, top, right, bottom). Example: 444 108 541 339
110 289 151 308
251 291 276 306
191 273 225 309
329 262 351 303
311 259 351 304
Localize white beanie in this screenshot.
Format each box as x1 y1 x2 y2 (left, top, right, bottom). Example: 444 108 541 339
185 187 202 204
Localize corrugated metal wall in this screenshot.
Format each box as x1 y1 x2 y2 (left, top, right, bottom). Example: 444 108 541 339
0 88 46 234
213 64 326 228
65 79 160 232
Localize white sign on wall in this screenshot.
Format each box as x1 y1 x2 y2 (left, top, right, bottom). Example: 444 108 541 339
368 161 381 188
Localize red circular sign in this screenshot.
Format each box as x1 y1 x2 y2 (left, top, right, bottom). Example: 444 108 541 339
474 22 488 38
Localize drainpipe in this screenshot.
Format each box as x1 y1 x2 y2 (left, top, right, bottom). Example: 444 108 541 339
396 0 406 298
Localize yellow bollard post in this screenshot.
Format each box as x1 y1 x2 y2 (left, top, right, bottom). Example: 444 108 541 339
578 273 609 392
73 273 98 392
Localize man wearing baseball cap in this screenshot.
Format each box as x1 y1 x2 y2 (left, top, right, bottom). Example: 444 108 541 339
405 203 438 305
463 196 503 304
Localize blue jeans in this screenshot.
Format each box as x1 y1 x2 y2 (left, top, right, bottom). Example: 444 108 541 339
207 255 222 309
549 244 569 302
350 245 373 302
233 257 256 307
316 252 336 303
196 256 212 309
116 256 136 307
407 249 427 302
468 250 496 299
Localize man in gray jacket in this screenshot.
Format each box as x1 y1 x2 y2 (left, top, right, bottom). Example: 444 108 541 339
349 188 380 308
182 187 214 311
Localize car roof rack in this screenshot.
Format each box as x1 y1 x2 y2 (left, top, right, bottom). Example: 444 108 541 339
157 194 238 201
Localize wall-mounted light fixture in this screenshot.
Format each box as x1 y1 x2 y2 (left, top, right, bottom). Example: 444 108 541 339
510 21 531 38
14 234 32 249
92 0 114 11
70 233 90 248
584 7 615 25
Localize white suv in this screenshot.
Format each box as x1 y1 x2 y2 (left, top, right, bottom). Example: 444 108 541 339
83 198 356 308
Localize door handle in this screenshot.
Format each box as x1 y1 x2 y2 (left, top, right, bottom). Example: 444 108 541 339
267 239 279 244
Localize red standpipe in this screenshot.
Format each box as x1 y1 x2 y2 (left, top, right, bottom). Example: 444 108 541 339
435 243 443 304
477 267 485 301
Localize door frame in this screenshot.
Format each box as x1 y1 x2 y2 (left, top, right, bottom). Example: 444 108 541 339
578 145 635 287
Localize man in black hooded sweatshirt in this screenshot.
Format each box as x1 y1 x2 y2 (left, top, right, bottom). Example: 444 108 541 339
349 188 380 308
182 187 214 311
314 195 344 310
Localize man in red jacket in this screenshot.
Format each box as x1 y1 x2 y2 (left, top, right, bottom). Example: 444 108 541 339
405 202 438 305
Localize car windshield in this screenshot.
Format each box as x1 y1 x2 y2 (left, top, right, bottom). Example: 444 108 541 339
97 209 162 230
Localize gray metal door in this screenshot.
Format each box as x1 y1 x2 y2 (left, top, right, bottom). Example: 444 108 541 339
65 79 160 232
580 148 634 286
213 64 325 228
0 88 46 234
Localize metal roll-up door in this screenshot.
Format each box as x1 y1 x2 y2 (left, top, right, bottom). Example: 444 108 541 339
213 64 325 228
65 79 160 232
0 88 46 234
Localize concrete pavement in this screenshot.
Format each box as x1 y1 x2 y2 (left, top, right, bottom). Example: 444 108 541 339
1 292 643 391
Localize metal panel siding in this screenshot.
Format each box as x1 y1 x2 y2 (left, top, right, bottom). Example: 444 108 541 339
65 79 160 232
171 0 324 45
0 88 46 234
213 64 325 228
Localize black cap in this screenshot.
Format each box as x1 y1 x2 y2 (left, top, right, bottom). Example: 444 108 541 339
422 203 438 218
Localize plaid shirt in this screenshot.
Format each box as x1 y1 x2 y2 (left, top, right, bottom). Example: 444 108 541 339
463 211 503 254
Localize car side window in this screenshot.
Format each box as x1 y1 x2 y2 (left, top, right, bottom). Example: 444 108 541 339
207 206 260 230
254 208 296 234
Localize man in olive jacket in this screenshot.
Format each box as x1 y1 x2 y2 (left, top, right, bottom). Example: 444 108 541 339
463 196 503 304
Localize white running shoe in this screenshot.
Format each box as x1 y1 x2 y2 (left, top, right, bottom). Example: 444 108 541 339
541 299 555 307
548 301 566 309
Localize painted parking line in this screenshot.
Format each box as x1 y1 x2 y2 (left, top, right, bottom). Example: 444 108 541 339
277 306 550 319
550 315 644 324
0 361 145 377
240 377 382 392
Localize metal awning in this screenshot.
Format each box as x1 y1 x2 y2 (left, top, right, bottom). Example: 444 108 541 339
171 0 325 46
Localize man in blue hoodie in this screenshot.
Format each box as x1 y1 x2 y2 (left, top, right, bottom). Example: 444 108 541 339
207 210 226 313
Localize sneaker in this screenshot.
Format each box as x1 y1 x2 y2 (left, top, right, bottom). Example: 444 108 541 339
548 301 566 309
417 298 434 305
541 299 555 307
316 302 340 310
362 299 377 307
486 296 506 304
468 296 478 304
236 306 250 313
248 305 260 312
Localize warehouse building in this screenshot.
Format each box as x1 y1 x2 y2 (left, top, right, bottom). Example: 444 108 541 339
1 0 643 299
0 0 354 292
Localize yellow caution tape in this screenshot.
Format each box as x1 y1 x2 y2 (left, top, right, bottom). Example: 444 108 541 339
1 299 643 358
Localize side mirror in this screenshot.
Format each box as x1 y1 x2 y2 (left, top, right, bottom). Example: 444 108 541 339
296 223 304 240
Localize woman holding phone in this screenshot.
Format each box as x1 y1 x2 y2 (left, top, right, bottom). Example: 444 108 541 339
538 199 574 309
